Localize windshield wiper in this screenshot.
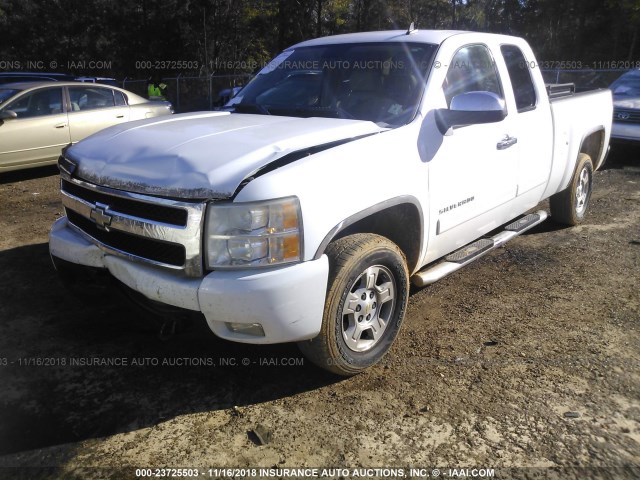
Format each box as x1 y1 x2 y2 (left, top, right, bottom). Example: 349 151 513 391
285 106 355 120
231 103 271 115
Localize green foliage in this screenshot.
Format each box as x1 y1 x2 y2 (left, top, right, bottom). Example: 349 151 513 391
0 0 636 78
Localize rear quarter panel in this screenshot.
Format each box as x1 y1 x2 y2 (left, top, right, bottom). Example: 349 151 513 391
544 89 612 198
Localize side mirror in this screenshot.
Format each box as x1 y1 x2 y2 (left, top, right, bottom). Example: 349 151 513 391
0 110 17 121
435 91 506 135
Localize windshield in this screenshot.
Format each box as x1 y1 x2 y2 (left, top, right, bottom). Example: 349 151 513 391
226 42 437 127
610 71 640 96
0 88 19 105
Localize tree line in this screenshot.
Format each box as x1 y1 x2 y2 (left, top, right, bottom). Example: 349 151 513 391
0 0 638 79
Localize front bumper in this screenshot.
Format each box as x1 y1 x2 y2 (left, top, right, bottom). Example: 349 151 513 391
49 217 329 344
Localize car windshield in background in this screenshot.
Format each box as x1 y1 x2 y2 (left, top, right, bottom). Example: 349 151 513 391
0 89 19 105
226 42 437 127
610 71 640 96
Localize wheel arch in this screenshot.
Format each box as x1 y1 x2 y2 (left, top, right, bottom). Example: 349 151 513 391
556 127 606 195
313 196 424 274
579 127 607 171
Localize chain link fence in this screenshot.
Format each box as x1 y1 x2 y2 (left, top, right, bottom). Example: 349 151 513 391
117 70 624 114
121 74 252 113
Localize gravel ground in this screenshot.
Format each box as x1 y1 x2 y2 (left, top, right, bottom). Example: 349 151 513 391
0 146 638 480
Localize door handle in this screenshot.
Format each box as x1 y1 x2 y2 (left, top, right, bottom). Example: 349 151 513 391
116 115 124 118
497 135 517 150
54 123 67 129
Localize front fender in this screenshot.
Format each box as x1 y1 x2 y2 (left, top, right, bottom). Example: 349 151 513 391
233 122 428 264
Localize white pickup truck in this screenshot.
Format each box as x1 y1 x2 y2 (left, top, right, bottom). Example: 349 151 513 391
49 30 612 375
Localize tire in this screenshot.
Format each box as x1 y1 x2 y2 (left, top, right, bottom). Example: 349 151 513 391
298 234 409 376
550 153 594 226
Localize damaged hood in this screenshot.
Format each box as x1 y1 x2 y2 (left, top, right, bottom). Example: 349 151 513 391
67 112 383 199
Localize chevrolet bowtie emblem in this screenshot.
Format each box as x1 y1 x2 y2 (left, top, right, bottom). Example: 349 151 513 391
90 204 112 230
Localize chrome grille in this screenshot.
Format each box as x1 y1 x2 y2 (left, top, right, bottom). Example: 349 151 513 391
60 176 206 276
62 180 188 226
613 107 640 124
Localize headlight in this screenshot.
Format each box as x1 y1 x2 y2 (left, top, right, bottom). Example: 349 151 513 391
205 196 302 269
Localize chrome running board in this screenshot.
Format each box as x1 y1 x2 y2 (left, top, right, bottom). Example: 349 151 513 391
411 210 548 287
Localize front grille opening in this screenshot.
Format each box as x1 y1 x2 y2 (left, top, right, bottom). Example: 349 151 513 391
66 209 186 267
614 108 640 124
62 180 189 227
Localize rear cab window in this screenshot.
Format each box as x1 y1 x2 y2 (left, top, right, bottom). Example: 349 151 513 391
500 45 537 112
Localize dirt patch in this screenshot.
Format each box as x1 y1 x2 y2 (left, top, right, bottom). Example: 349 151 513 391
0 149 638 479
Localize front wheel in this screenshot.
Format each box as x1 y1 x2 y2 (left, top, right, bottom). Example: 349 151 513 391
550 153 594 226
298 234 409 376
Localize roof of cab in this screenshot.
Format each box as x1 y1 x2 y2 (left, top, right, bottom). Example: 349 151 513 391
289 30 468 49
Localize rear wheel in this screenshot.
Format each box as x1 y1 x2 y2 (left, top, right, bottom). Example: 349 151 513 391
298 234 409 376
550 153 593 226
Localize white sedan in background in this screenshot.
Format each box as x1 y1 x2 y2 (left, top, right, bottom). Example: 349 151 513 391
0 82 173 172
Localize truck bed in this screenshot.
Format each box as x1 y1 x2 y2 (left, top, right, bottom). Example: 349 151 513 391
545 88 613 198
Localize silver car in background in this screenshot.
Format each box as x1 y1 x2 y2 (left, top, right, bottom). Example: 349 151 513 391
0 82 173 172
610 69 640 142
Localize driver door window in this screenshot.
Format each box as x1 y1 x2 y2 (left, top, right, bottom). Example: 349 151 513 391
443 45 503 106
